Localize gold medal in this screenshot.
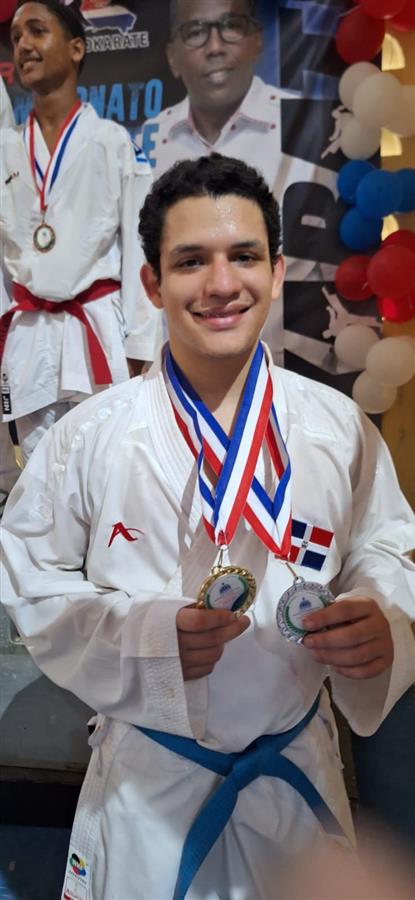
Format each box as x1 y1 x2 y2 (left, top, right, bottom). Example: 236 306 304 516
197 547 256 617
33 222 56 253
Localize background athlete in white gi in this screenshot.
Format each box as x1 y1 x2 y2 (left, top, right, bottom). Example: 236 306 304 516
2 155 415 900
0 77 20 514
0 0 160 462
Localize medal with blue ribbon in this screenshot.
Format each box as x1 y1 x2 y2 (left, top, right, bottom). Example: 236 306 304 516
164 342 292 616
26 99 83 252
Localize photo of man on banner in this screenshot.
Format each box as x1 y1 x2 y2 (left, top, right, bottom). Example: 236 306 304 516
142 0 378 378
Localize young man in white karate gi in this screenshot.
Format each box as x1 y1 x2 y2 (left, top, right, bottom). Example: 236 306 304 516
0 0 160 463
0 76 21 511
2 154 415 900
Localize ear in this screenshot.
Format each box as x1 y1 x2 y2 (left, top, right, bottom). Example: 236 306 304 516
166 40 181 80
270 255 285 302
141 263 163 309
70 37 86 68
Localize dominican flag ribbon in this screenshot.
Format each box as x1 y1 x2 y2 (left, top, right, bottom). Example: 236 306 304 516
289 521 334 572
164 343 292 559
25 99 83 214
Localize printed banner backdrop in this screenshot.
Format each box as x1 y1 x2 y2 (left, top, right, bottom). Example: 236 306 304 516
0 0 380 396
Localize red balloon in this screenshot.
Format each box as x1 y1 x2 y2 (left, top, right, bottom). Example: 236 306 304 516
390 0 415 31
357 0 406 19
335 8 385 63
335 255 372 301
377 292 415 323
0 0 17 23
368 245 415 299
383 229 415 254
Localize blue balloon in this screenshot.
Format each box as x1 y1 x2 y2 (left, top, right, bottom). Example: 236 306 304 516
395 168 415 213
337 160 374 205
339 208 383 252
356 170 402 220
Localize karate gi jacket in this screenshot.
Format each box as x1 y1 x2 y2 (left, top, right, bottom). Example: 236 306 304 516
2 352 415 899
0 103 161 421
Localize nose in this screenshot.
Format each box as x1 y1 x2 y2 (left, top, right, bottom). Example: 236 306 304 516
204 24 227 55
15 31 32 56
204 257 243 299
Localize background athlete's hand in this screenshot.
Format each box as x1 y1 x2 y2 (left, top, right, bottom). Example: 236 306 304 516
302 597 394 679
176 606 250 681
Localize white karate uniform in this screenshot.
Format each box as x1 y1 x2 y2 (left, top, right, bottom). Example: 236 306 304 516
0 102 161 453
0 77 14 129
2 350 415 900
0 80 19 498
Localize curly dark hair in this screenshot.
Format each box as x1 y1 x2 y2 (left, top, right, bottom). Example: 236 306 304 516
139 154 281 280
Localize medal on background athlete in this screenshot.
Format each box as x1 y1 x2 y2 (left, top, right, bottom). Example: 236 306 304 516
33 222 56 253
27 100 83 253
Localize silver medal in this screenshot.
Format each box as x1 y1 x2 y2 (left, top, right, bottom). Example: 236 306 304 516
276 577 334 643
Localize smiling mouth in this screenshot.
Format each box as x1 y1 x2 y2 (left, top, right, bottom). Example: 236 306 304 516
204 68 233 82
193 306 250 319
20 58 41 69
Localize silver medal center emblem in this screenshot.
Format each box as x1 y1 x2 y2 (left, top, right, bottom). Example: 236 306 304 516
33 223 56 253
276 578 334 643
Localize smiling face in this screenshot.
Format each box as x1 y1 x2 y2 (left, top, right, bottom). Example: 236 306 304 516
167 0 261 116
141 193 284 378
11 2 85 92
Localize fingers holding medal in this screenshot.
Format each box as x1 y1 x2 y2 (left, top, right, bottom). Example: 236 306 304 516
276 578 335 644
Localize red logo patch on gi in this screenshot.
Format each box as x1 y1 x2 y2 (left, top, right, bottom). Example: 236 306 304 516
108 521 144 548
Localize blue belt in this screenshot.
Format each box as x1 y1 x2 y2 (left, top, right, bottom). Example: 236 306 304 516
136 694 345 900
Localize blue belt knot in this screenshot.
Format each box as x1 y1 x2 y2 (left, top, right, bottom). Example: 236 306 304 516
136 693 346 900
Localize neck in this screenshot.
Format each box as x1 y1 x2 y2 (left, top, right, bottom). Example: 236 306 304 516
190 97 242 145
171 345 260 434
33 83 79 136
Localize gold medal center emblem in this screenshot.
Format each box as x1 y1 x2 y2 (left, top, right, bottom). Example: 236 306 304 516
197 565 256 616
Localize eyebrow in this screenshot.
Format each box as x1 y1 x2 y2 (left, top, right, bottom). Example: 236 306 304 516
11 16 47 33
169 240 266 258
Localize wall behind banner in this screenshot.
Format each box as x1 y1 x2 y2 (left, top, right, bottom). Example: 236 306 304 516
0 0 381 400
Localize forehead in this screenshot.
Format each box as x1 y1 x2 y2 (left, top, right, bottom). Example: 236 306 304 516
161 194 268 252
174 0 252 25
12 3 61 29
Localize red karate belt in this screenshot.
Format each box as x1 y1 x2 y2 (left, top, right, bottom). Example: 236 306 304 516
0 279 120 386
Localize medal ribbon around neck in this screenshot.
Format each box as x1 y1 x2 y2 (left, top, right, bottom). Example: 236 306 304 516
164 342 292 558
27 99 82 216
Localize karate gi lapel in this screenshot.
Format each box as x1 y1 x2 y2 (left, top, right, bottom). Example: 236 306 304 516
143 357 218 596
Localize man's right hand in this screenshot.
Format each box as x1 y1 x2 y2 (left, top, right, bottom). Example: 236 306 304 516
176 606 250 681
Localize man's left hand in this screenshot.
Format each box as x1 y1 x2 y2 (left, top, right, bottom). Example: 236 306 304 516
302 597 394 679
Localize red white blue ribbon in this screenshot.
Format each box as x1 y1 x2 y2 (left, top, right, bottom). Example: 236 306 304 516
25 99 83 215
164 342 292 559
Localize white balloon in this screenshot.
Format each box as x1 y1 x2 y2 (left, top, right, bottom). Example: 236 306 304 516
334 325 380 370
339 116 381 160
353 73 403 129
366 336 415 386
386 86 415 137
352 371 397 413
339 63 379 111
